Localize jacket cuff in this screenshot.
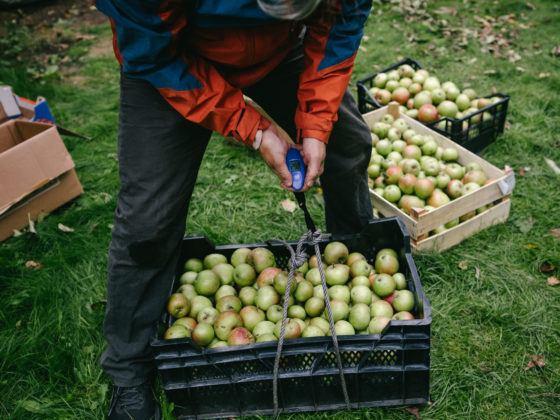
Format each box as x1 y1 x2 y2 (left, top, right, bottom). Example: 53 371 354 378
294 111 335 144
234 105 271 147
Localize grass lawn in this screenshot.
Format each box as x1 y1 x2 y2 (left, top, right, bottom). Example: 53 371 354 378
0 0 559 419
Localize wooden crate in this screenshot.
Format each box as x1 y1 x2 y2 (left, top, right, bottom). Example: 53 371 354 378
363 103 515 252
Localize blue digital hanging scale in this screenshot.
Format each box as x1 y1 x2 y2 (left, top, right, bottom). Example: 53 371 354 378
286 148 306 191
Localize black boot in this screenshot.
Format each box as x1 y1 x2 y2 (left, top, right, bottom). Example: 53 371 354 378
107 382 161 420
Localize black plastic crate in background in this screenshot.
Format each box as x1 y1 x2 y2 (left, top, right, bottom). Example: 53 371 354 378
151 217 432 419
356 57 510 154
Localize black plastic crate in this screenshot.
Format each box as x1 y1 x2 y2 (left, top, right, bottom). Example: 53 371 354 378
151 217 431 419
356 58 510 153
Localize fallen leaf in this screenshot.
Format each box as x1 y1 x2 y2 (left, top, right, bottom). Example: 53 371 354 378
523 244 538 249
551 45 560 56
516 66 526 72
547 276 560 286
475 266 481 279
15 320 22 329
544 158 560 175
519 167 525 176
525 355 545 370
525 2 536 10
479 365 492 372
25 260 42 269
549 228 560 237
458 261 469 270
538 72 550 79
58 223 75 233
405 407 420 419
540 263 555 273
281 199 297 213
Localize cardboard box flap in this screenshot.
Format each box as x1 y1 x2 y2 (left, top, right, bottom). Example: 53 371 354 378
0 121 75 215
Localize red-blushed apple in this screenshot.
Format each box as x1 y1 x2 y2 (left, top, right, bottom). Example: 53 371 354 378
192 322 215 346
392 311 415 320
392 87 410 105
368 316 391 334
428 189 451 207
251 247 276 273
375 253 399 275
239 305 265 331
477 97 492 109
463 169 487 186
414 178 435 200
257 267 282 288
402 144 422 160
173 317 197 335
164 325 190 340
398 173 417 195
167 293 190 319
227 327 255 346
398 63 415 78
273 318 301 339
375 89 392 105
408 82 422 95
398 195 425 215
385 166 404 185
417 104 439 123
447 179 464 199
213 310 243 341
392 289 415 312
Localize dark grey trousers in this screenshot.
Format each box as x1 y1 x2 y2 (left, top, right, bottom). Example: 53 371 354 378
100 45 373 386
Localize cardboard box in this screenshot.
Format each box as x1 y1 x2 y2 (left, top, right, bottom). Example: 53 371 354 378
0 120 83 241
363 103 515 252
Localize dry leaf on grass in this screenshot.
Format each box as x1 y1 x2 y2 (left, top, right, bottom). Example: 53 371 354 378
58 223 75 232
547 276 559 286
475 266 481 279
549 228 560 237
525 355 545 370
25 260 43 269
405 407 420 419
544 158 560 175
540 263 555 273
281 199 297 213
458 261 469 270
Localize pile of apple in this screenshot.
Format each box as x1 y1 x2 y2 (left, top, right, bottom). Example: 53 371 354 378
163 242 417 348
368 114 492 236
368 63 503 129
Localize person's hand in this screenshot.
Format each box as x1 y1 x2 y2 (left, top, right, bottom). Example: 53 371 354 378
258 124 295 190
300 137 326 190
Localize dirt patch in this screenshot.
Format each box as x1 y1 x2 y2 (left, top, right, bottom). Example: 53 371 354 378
0 0 106 28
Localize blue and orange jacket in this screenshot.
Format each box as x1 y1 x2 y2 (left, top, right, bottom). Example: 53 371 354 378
94 0 372 146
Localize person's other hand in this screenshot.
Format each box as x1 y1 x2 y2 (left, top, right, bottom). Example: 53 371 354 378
300 137 326 190
258 124 295 190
